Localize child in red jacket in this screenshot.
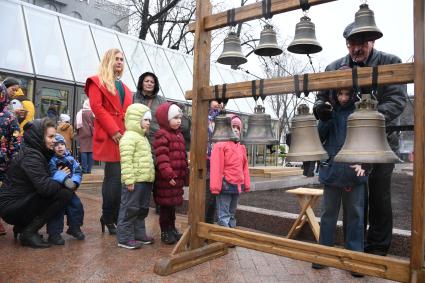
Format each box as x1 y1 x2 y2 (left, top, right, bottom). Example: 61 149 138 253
153 103 188 244
210 115 250 228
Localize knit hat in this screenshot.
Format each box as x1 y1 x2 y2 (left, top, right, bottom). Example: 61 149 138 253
168 104 183 121
2 77 20 89
55 134 66 145
231 115 242 131
143 111 152 120
60 113 71 123
343 22 355 39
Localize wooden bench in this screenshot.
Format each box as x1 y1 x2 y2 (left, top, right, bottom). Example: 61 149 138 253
285 187 323 242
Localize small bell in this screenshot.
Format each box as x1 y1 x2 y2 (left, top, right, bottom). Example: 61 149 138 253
334 94 400 163
347 4 383 42
254 25 283 57
211 111 239 142
217 32 247 66
286 104 328 162
242 105 279 145
287 16 322 55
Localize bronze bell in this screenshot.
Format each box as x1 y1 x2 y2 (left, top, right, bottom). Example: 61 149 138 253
211 112 239 142
217 32 247 66
286 104 328 162
347 4 383 42
254 25 283 57
242 105 279 145
334 94 400 163
287 16 322 55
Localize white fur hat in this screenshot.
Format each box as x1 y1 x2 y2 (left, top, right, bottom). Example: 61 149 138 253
168 104 182 121
60 113 71 123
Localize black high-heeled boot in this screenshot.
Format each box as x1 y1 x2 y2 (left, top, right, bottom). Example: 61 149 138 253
19 217 51 248
100 217 117 235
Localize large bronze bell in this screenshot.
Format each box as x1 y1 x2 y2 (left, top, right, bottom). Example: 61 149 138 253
217 32 247 66
334 94 400 163
242 105 279 145
287 16 322 55
211 112 239 142
254 25 283 57
347 4 383 42
286 104 328 162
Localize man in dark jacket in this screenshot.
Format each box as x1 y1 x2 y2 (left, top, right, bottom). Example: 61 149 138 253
0 118 73 248
313 23 407 256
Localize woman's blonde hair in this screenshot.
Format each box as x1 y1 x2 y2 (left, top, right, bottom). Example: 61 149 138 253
97 48 124 95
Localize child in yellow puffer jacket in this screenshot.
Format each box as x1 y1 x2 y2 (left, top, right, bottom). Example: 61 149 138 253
117 103 155 249
10 88 35 134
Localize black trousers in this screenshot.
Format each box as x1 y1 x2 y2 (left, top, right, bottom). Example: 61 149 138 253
2 189 73 228
101 162 122 224
364 163 395 253
205 177 216 224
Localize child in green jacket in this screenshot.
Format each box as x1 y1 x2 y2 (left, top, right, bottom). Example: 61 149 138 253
117 103 155 249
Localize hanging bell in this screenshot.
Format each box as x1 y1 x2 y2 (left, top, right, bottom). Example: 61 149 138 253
287 16 322 55
211 111 239 142
286 104 328 162
217 32 247 66
334 94 400 163
347 4 383 42
254 25 283 57
242 105 279 145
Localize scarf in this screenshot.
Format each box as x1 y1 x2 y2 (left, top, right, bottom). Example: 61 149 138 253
76 100 91 129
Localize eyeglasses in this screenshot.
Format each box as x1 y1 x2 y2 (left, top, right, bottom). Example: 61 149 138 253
346 41 369 48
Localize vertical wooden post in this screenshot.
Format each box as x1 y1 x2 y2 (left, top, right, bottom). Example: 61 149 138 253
410 0 425 281
188 0 212 249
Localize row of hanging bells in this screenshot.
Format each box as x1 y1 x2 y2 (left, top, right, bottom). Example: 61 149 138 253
286 94 400 163
217 2 382 65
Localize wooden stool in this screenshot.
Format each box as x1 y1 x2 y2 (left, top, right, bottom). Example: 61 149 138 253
286 187 323 242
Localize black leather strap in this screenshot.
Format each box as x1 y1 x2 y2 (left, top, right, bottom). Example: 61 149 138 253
259 79 266 101
214 85 220 103
222 83 228 105
371 66 378 96
294 74 301 98
251 80 258 101
303 73 309 97
262 0 272 19
300 0 310 11
227 8 236 27
352 66 360 95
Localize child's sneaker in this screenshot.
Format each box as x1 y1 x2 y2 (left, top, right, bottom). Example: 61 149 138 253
161 230 176 245
136 234 155 245
48 234 65 245
118 240 142 249
66 227 85 240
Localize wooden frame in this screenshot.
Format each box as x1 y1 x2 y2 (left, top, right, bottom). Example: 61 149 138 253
154 1 425 281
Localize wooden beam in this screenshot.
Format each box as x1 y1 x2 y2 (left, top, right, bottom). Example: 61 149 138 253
171 227 191 255
410 0 425 280
197 223 410 282
185 63 414 101
154 242 228 276
187 0 212 249
188 0 337 32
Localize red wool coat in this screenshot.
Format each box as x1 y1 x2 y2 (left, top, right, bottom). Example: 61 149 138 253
84 76 132 162
153 102 188 206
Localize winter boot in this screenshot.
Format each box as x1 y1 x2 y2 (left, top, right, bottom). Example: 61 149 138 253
161 230 176 245
20 217 51 248
48 234 65 245
171 227 182 241
66 226 85 240
0 219 6 235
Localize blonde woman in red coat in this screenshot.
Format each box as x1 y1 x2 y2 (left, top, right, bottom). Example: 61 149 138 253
84 48 132 235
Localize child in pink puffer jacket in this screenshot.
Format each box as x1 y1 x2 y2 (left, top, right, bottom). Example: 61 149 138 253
210 115 250 227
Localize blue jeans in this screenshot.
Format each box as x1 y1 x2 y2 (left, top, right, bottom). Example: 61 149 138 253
47 193 84 235
319 184 364 252
81 152 93 173
216 193 239 228
117 182 153 243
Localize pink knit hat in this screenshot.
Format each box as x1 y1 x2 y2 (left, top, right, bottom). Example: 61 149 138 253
230 115 242 131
